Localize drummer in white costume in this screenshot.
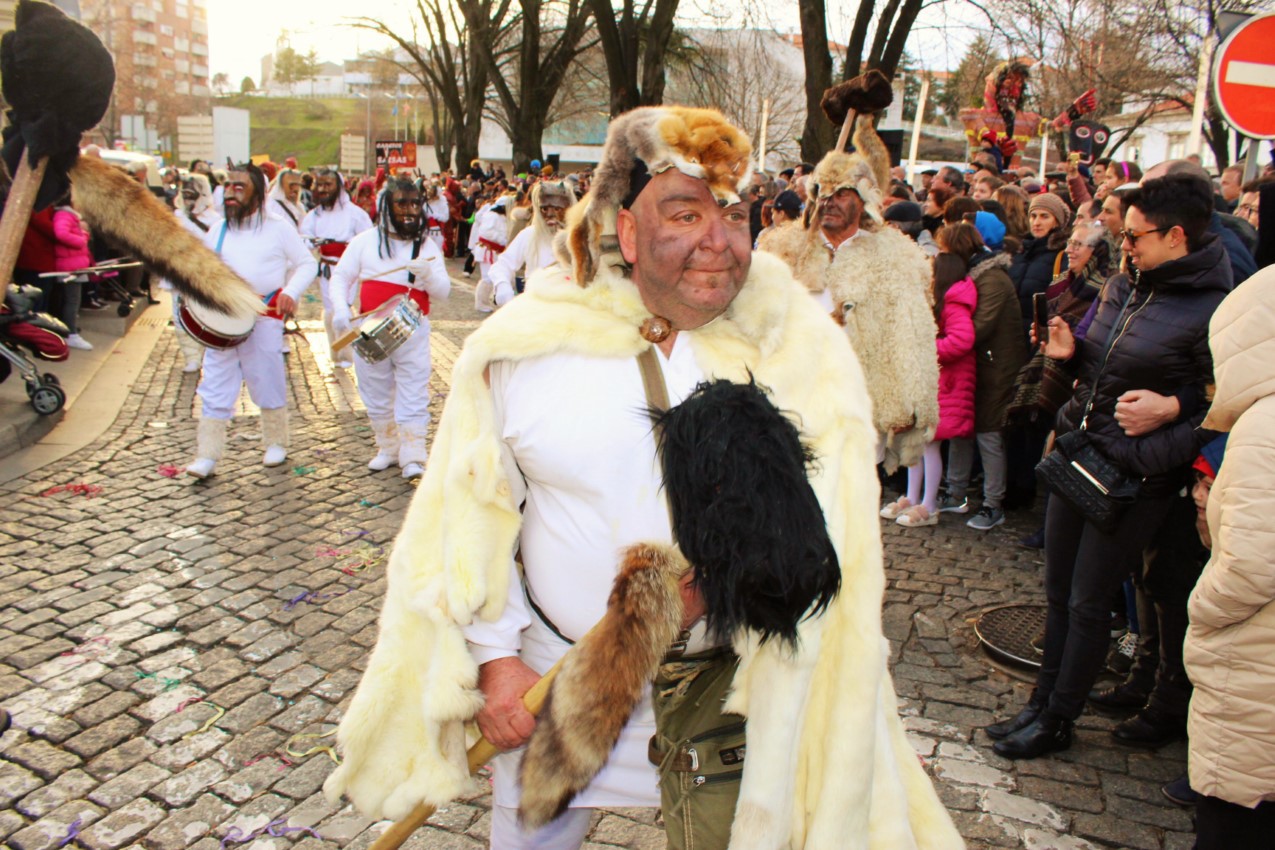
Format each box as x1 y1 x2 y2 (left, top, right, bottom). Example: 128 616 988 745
169 174 222 372
330 177 451 480
267 168 306 231
422 181 450 254
185 163 313 480
468 194 508 313
487 179 574 308
299 168 374 366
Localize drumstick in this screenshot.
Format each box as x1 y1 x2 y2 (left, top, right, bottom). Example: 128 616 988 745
368 657 564 850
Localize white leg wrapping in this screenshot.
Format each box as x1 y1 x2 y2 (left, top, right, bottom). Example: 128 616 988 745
194 417 227 461
368 418 400 471
398 423 429 471
261 407 289 467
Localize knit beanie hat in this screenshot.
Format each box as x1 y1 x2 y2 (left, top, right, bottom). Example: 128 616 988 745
972 210 1006 249
1029 192 1070 229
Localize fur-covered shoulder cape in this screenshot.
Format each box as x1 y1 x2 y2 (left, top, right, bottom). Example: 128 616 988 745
324 252 962 849
825 226 940 472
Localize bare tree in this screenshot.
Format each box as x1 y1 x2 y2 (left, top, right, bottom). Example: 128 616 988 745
795 0 927 163
587 0 682 116
350 0 501 172
460 0 594 171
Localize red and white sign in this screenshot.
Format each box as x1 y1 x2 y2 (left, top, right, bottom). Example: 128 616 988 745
1213 13 1275 140
375 140 417 170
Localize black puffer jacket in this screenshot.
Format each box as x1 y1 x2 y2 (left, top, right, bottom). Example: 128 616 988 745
1055 234 1234 496
1010 230 1064 332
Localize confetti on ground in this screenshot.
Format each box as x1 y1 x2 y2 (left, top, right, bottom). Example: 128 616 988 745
357 499 387 510
303 293 320 303
135 671 157 680
56 818 82 848
355 425 372 433
292 465 317 476
40 483 103 498
60 636 111 657
175 696 206 713
157 464 182 478
282 586 350 611
244 752 297 770
285 729 340 764
219 818 323 849
341 529 371 538
180 701 225 738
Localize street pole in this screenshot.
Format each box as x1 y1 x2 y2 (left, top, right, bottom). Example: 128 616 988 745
1187 34 1214 158
758 98 770 174
365 91 371 175
906 75 930 186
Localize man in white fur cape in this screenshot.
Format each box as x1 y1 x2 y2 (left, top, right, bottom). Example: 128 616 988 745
324 105 963 850
758 78 938 474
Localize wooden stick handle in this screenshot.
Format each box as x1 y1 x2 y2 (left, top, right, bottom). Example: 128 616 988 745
834 110 857 153
368 658 565 850
0 153 50 290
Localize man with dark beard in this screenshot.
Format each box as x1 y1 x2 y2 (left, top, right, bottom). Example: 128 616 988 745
299 167 374 366
330 177 451 479
186 163 313 479
487 179 574 306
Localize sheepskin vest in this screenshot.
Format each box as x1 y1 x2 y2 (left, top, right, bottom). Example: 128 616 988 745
323 252 963 849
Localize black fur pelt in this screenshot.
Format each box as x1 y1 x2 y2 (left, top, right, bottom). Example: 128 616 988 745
1 0 116 209
653 377 841 647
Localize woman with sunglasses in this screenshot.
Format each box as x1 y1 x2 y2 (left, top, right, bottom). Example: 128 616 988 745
986 172 1233 760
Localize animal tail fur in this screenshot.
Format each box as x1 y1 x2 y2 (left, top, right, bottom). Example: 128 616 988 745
68 155 262 319
518 543 687 828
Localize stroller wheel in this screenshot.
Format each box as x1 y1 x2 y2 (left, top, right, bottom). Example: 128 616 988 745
30 382 65 415
43 373 60 387
117 302 132 318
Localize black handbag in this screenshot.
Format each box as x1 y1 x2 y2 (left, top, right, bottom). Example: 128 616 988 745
1035 290 1141 534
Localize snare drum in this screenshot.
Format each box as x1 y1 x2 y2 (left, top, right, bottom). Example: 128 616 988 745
350 294 423 363
176 296 256 349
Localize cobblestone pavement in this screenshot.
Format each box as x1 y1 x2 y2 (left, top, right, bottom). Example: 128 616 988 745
1 261 1193 850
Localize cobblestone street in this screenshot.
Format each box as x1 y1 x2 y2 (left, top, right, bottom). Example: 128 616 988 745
0 263 1194 850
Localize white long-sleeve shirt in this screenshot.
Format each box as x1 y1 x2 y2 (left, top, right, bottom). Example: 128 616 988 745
488 226 558 303
329 228 450 326
202 216 313 301
468 204 508 254
299 200 374 244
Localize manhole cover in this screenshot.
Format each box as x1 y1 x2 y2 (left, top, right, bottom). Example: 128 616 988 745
975 604 1046 669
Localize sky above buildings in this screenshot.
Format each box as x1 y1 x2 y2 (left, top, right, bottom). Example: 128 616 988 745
207 0 982 90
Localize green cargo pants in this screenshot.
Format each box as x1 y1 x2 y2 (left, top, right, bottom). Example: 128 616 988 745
649 651 745 850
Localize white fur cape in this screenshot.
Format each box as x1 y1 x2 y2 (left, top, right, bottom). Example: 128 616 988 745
324 251 963 849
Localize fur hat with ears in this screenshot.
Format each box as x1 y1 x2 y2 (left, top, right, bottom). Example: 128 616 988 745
809 71 895 227
554 106 753 286
531 179 575 209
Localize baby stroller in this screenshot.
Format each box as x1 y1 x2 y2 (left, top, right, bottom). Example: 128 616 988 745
76 258 144 317
1 282 70 415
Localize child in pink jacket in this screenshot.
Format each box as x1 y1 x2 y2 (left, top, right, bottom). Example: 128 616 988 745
893 244 978 527
51 195 94 350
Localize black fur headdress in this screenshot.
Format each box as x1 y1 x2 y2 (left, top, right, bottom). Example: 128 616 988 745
653 378 841 646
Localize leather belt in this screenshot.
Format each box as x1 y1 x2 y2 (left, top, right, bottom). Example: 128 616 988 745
649 736 746 772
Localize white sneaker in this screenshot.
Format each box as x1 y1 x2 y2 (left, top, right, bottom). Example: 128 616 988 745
334 359 353 369
186 457 216 479
66 333 93 351
263 445 288 467
368 451 396 471
401 462 424 479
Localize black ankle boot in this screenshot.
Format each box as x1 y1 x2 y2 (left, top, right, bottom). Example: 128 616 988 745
986 696 1046 740
993 712 1073 760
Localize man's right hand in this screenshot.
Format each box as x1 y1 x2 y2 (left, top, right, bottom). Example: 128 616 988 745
333 314 353 336
476 656 542 750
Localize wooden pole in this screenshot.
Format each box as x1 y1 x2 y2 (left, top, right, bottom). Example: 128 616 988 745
1187 34 1214 158
368 657 565 850
758 98 771 174
906 76 930 187
0 153 50 290
835 111 857 153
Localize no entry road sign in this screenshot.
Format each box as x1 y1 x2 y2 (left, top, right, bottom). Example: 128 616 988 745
1213 12 1275 140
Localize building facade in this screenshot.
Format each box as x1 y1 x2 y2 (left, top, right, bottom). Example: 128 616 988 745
82 0 211 154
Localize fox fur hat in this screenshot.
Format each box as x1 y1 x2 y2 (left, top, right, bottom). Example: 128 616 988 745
555 106 753 286
531 178 574 210
810 71 895 227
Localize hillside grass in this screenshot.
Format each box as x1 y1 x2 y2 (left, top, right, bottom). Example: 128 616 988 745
219 94 430 169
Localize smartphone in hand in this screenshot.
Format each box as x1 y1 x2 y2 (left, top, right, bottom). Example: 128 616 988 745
1033 292 1049 346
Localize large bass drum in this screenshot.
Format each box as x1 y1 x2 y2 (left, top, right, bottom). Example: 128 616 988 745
176 296 255 349
350 294 423 363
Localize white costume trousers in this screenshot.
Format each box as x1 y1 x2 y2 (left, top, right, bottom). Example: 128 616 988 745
490 805 592 850
197 318 287 420
352 321 432 426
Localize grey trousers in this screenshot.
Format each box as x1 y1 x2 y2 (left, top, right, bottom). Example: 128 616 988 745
945 430 1007 510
